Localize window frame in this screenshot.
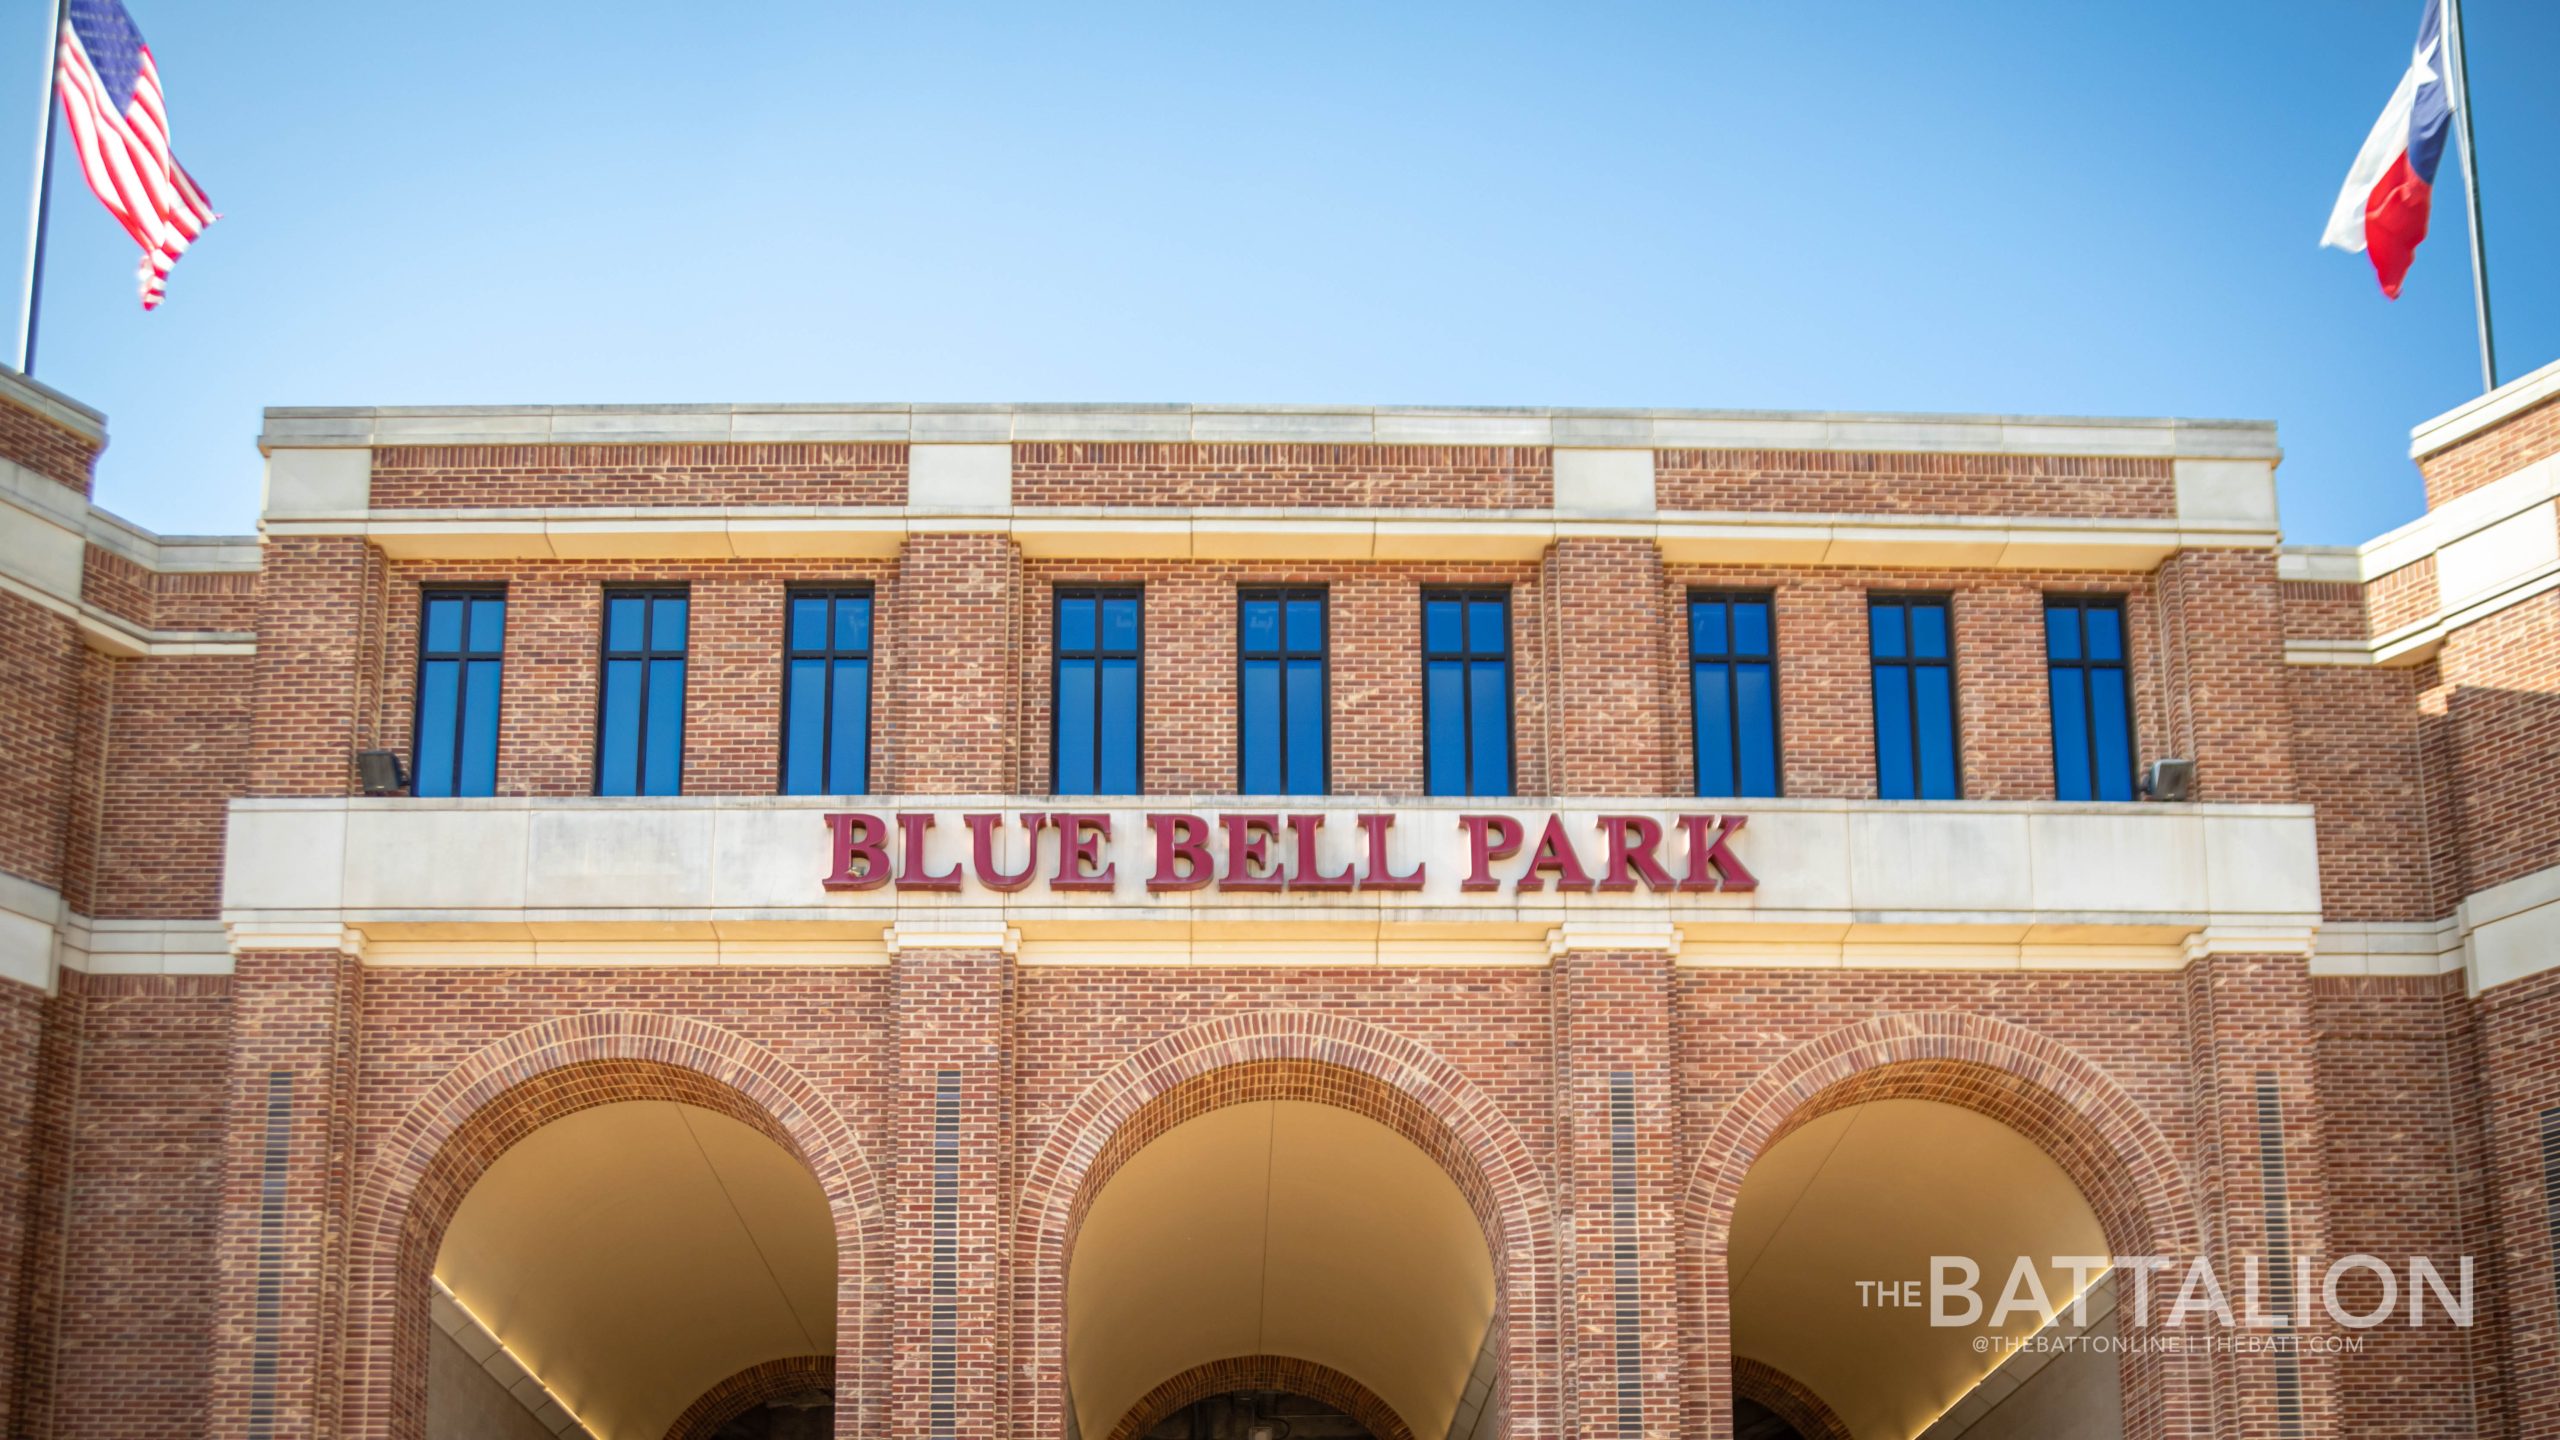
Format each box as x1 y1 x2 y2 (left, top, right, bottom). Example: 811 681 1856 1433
1235 585 1331 796
1867 591 1964 801
1686 588 1784 798
411 585 507 798
593 585 691 797
778 584 877 796
2043 592 2139 802
1420 586 1517 798
1050 585 1146 797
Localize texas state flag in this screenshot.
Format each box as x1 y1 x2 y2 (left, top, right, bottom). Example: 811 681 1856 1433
2321 0 2459 299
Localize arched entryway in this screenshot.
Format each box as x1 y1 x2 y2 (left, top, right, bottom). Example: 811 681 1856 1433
1019 1011 1556 1439
1685 1013 2204 1440
343 1012 885 1440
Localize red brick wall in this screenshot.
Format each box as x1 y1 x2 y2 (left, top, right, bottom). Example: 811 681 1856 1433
0 591 84 889
2315 974 2501 1438
2280 580 2364 643
1654 449 2176 518
249 537 380 796
2421 393 2560 509
369 443 907 509
882 534 1017 794
41 973 231 1439
2473 967 2560 1435
2421 591 2560 895
2155 549 2298 803
88 655 256 917
1546 539 1677 796
2288 666 2436 922
1010 443 1552 509
2369 557 2440 638
0 396 100 495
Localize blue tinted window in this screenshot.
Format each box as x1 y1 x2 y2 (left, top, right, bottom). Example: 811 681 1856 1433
596 589 688 796
413 591 506 797
1690 592 1781 798
2046 597 2136 801
1870 598 1959 800
1423 590 1512 796
1055 588 1143 795
1239 588 1327 795
780 590 874 795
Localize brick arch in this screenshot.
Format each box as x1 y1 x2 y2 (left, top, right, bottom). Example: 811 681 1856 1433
341 1011 887 1440
1105 1356 1415 1440
1017 1010 1557 1439
1731 1358 1853 1440
662 1355 835 1440
1680 1011 2205 1440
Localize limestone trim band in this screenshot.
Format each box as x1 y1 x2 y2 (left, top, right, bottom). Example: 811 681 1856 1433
262 401 2280 460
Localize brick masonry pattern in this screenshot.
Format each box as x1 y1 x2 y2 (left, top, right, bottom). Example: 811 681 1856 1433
0 394 2556 1440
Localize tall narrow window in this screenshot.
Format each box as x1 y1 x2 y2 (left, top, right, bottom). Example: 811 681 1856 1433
1054 588 1142 795
1239 588 1327 795
2047 597 2136 801
1690 591 1781 797
1870 595 1960 800
413 589 505 797
596 588 688 796
782 588 873 795
1424 590 1513 797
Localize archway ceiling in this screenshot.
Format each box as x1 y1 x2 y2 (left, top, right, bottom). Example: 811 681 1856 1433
1068 1100 1496 1440
436 1100 836 1440
1730 1098 2110 1440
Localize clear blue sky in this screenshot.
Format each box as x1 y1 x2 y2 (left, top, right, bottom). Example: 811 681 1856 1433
3 0 2554 544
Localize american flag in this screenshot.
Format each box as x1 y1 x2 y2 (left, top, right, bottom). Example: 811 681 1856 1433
55 0 216 310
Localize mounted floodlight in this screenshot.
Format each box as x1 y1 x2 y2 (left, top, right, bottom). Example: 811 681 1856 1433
2141 758 2195 803
356 749 409 797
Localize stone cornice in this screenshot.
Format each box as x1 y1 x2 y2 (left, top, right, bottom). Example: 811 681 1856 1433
2409 354 2560 460
261 401 2281 461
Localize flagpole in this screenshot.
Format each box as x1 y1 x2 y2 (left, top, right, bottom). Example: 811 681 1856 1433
2442 0 2498 392
15 0 64 377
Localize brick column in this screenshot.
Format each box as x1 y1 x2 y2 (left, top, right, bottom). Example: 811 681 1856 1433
212 941 362 1440
1542 537 1675 797
2470 969 2560 1437
2180 946 2339 1438
1552 935 1679 1438
2154 550 2297 804
883 533 1022 794
888 932 1013 1440
251 537 386 797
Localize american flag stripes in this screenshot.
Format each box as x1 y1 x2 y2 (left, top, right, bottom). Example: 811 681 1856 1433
54 0 215 310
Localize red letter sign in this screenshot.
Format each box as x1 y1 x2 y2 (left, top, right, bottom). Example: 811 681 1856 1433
822 813 891 892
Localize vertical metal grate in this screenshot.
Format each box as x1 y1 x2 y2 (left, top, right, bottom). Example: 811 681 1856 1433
246 1072 293 1440
2539 1108 2560 1311
1609 1072 1641 1435
931 1071 960 1440
2254 1074 2304 1439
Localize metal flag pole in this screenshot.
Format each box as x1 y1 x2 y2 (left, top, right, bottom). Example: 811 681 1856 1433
15 0 65 377
2443 0 2499 392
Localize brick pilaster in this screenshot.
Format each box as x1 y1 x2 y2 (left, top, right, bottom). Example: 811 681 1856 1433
212 946 362 1440
2155 550 2297 804
883 533 1022 794
1542 539 1674 796
2470 968 2560 1436
890 940 1012 1439
1553 943 1678 1438
250 538 386 797
2181 950 2340 1438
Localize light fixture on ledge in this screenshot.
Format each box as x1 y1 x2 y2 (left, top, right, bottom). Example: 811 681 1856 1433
2141 758 2195 802
356 749 409 796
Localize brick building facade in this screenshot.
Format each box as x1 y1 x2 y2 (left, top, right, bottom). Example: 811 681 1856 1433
2 362 2559 1439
